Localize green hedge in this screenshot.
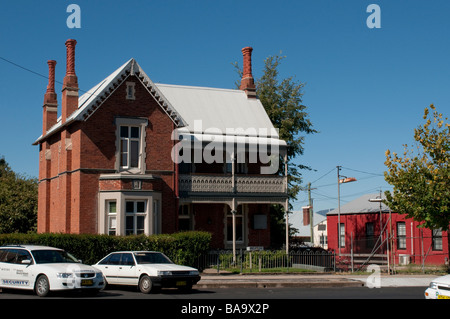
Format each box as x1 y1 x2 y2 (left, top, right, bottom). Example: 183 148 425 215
0 231 211 267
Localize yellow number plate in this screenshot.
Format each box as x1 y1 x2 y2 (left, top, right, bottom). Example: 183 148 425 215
81 279 93 286
176 281 187 286
437 295 450 299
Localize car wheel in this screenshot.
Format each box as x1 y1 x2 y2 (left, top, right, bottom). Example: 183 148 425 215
35 275 50 297
139 275 153 294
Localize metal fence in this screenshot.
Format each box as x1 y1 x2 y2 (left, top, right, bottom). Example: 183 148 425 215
196 249 336 273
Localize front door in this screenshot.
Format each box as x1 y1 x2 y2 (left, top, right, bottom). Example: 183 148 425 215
115 253 137 285
9 249 33 288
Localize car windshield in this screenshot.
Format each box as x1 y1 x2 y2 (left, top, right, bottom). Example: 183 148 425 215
134 252 173 264
32 249 79 264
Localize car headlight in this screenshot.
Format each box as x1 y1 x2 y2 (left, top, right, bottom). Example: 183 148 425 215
157 271 172 276
189 270 199 276
57 272 74 279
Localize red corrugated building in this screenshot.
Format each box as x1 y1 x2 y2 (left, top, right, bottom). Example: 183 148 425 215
327 193 449 266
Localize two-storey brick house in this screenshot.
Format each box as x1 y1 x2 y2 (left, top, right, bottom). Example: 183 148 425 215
34 40 289 250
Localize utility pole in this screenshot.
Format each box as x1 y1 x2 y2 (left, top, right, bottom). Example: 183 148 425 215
307 183 315 244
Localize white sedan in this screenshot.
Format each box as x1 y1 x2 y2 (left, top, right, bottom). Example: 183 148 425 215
93 251 201 293
425 274 450 299
0 245 105 297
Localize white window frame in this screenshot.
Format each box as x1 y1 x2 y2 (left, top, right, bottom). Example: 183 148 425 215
106 200 117 235
125 200 147 235
339 223 345 248
397 222 406 250
98 191 161 236
115 118 147 174
153 199 161 234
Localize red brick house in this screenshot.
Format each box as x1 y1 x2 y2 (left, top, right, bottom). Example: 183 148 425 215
34 40 289 250
327 193 449 266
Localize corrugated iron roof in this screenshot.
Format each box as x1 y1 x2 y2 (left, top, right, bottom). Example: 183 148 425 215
34 59 285 147
327 193 391 215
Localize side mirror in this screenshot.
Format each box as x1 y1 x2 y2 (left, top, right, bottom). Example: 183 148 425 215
21 259 31 265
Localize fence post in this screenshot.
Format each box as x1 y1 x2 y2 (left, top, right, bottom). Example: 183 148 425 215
240 249 243 274
217 250 220 274
333 250 336 272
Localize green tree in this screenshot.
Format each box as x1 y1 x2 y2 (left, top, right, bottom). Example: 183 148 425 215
384 105 450 268
234 54 316 247
0 157 38 233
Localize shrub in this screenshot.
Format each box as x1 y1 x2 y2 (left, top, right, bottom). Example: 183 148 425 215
0 231 211 267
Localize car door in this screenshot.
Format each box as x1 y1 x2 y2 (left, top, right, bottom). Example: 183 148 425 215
116 253 137 285
9 249 33 289
97 253 122 284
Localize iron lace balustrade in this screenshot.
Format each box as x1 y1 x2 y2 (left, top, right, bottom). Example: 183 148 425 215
178 174 286 194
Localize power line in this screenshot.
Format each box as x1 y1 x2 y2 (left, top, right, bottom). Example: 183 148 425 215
0 56 59 83
340 166 384 177
310 167 335 185
0 56 93 95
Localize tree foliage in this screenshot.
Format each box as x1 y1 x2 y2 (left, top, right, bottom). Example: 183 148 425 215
234 53 316 247
384 105 449 231
0 157 38 233
234 54 316 203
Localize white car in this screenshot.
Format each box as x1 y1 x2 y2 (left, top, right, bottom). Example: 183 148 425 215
0 245 105 297
93 251 201 293
425 274 450 299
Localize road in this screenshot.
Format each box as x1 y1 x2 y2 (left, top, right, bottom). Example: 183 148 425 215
0 286 432 317
0 285 427 299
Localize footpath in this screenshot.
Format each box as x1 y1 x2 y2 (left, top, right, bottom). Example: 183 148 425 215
194 270 436 289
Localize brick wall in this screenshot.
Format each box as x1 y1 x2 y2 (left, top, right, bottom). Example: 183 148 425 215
38 75 178 234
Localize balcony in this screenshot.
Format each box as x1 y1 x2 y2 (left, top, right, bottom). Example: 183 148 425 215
178 174 287 195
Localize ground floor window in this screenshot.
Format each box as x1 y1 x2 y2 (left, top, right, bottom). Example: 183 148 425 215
98 191 161 236
339 223 345 248
366 222 374 249
178 204 193 231
226 205 245 244
125 200 146 235
432 228 443 251
107 201 117 235
397 222 406 250
320 234 327 246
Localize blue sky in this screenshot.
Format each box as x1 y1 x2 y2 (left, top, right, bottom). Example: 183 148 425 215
0 1 449 214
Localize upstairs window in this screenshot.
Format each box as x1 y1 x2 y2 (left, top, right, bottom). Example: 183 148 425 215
115 117 147 174
120 126 140 169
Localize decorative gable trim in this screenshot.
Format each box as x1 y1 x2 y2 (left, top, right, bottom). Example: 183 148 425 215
33 59 186 145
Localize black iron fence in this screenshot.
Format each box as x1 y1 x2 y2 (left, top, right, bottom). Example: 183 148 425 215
194 249 336 273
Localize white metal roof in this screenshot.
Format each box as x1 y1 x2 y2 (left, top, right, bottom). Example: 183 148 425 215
156 83 280 138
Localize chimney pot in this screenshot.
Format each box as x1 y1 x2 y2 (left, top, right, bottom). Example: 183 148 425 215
62 39 79 122
65 39 77 76
43 60 58 134
240 46 256 98
46 60 57 94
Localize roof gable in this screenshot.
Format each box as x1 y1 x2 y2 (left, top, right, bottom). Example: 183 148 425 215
34 59 186 144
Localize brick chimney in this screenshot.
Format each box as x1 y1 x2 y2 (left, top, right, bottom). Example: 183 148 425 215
42 60 58 134
61 39 79 123
239 47 256 98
